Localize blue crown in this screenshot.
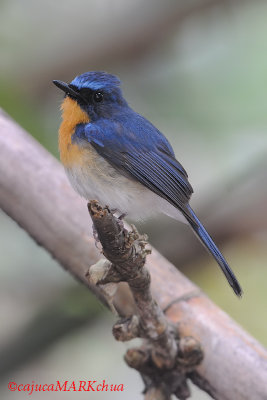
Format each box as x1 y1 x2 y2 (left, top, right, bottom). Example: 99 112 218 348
71 71 121 92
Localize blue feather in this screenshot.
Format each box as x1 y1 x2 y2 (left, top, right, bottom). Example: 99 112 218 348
71 71 121 91
185 206 242 297
65 71 243 297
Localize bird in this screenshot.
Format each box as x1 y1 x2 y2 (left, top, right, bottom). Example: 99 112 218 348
53 71 242 297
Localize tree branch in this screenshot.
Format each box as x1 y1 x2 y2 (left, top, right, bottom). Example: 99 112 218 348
0 109 267 399
86 201 203 399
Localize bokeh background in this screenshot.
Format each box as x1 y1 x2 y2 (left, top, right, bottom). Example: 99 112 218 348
1 0 267 399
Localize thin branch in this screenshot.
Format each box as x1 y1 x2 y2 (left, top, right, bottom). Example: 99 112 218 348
86 201 203 399
0 109 267 399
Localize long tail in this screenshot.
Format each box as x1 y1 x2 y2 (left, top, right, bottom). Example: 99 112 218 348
184 205 242 297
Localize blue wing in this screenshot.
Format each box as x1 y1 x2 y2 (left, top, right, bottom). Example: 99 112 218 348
74 116 242 296
75 114 194 221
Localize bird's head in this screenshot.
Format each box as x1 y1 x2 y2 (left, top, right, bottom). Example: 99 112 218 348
53 71 127 121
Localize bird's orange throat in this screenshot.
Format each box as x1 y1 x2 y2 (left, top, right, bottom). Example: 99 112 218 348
58 97 90 167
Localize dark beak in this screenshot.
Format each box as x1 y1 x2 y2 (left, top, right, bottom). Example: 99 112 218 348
53 80 82 101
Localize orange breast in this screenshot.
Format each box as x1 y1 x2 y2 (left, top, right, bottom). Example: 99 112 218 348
58 97 90 167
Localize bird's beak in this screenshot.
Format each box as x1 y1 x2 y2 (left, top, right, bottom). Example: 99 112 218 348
53 80 83 101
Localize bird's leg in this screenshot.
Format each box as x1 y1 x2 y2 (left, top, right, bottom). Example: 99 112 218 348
110 208 127 220
118 212 127 220
110 207 119 215
110 208 127 231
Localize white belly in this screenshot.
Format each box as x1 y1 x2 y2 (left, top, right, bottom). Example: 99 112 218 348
65 145 186 223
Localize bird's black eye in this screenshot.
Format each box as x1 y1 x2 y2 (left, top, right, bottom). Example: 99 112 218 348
93 91 103 103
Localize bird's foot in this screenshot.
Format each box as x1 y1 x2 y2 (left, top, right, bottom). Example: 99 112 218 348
110 208 127 220
118 212 127 220
110 208 127 231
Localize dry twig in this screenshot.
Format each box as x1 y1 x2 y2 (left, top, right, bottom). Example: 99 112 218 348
86 201 203 399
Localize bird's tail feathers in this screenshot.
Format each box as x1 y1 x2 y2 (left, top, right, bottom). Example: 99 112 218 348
184 205 242 297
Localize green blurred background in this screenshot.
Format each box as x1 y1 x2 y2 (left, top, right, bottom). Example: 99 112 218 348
0 1 267 399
